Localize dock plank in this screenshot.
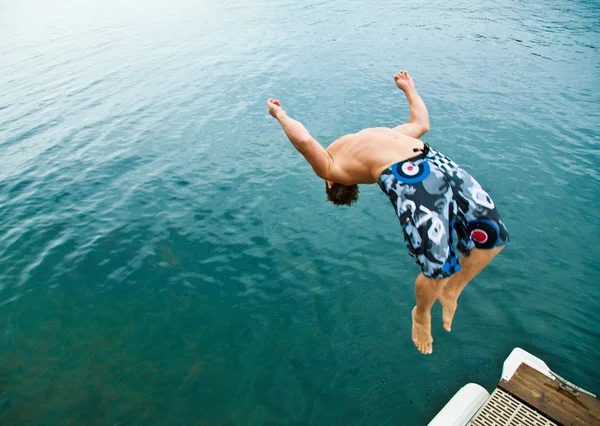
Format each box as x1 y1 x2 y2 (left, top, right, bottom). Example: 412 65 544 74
498 363 600 426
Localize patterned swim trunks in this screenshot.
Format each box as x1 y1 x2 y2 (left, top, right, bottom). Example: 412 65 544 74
378 146 509 279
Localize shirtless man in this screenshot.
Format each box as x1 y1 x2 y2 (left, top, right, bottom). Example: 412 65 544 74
266 70 509 354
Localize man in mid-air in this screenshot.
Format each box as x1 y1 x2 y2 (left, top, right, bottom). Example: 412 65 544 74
267 70 509 354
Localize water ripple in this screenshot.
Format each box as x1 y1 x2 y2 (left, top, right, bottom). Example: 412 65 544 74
0 0 599 424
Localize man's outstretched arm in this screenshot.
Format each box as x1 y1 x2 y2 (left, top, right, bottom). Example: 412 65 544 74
393 70 430 139
267 98 333 180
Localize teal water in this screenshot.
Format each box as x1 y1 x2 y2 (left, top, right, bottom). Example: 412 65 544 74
1 0 599 424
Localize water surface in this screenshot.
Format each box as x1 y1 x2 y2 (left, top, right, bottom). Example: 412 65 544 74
1 0 599 424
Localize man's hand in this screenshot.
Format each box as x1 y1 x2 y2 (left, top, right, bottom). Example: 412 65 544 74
267 98 285 118
394 70 416 92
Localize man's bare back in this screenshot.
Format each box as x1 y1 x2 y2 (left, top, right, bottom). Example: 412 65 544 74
325 127 426 185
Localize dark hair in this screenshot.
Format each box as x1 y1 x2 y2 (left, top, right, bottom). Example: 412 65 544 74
325 182 359 206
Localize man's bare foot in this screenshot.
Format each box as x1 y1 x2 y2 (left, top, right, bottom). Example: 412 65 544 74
393 70 415 92
411 307 433 354
438 289 458 332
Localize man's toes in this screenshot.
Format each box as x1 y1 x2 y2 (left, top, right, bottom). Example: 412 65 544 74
442 314 452 331
416 341 431 355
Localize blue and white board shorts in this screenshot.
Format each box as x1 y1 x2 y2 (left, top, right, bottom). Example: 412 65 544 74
378 146 509 279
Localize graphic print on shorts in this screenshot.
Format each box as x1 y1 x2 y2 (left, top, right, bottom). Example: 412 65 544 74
379 148 509 279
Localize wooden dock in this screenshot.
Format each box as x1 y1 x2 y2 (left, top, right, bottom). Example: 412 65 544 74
469 362 600 426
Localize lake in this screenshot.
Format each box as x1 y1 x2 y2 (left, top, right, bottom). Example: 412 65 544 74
0 0 598 424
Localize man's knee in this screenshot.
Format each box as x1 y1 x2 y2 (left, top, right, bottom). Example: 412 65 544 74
466 246 504 263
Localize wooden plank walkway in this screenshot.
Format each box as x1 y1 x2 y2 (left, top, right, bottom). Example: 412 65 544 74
498 363 600 426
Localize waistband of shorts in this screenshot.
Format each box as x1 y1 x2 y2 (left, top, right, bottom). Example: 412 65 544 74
378 144 438 186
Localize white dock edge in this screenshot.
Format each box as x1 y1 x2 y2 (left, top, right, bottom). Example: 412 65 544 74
427 383 490 426
502 347 553 381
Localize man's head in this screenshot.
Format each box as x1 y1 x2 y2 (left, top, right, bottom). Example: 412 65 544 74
325 181 359 206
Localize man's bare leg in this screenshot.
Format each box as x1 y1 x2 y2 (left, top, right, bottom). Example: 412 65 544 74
438 246 504 331
412 274 449 354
